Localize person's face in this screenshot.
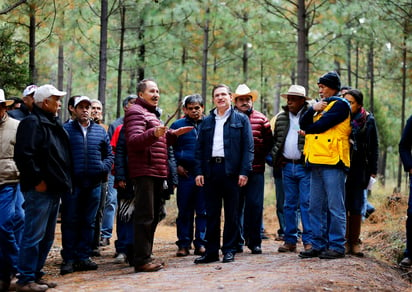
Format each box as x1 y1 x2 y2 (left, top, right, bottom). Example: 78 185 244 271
91 102 103 121
23 95 35 110
124 98 137 112
235 95 253 113
185 102 204 121
44 95 62 116
344 94 362 114
286 95 305 115
139 81 160 107
75 101 91 125
213 87 231 112
0 103 7 119
318 84 337 99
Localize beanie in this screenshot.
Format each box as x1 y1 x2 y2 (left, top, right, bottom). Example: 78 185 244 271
317 71 341 91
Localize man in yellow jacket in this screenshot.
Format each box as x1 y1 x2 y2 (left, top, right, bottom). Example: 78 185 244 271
298 71 351 259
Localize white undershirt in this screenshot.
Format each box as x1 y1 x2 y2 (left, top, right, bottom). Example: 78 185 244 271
78 120 90 137
212 108 231 157
282 109 303 160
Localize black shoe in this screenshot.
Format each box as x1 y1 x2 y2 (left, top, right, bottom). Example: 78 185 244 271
60 260 74 275
319 249 345 259
222 252 235 263
194 255 219 264
299 248 321 258
251 246 262 254
74 258 98 271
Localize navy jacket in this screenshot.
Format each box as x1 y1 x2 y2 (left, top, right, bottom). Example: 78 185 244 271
170 115 203 173
64 120 113 188
400 115 412 172
194 107 254 178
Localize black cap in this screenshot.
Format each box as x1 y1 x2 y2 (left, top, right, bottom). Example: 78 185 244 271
318 71 341 91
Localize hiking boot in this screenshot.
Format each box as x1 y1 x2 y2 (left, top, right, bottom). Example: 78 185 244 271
319 249 345 259
351 240 364 257
60 260 74 275
278 243 296 252
16 282 48 292
74 258 98 271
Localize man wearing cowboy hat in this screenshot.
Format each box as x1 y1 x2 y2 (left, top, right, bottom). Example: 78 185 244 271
233 84 273 255
0 89 25 292
271 85 313 254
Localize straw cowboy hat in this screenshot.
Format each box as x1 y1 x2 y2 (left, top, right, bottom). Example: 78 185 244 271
232 84 259 102
280 85 311 100
0 89 14 107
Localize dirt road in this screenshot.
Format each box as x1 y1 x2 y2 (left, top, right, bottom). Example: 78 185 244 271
41 223 411 291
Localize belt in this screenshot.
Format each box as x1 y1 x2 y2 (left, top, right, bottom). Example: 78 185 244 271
283 158 304 164
211 157 225 163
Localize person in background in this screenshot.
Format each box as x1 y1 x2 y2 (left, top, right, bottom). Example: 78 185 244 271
193 84 254 264
0 90 24 292
124 79 192 272
60 96 113 275
14 84 71 292
170 94 207 257
272 85 312 253
6 97 23 111
343 89 378 257
299 71 351 260
8 85 37 121
233 84 273 254
399 115 412 267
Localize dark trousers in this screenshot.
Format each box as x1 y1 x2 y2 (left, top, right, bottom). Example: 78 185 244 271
406 174 412 258
204 162 240 256
132 176 163 266
92 182 108 250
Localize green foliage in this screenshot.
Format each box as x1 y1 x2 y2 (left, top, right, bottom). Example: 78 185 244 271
0 25 29 95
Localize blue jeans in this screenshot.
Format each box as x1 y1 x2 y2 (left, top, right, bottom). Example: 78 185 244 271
309 166 346 254
61 185 101 261
101 174 117 239
0 184 24 281
176 174 207 249
273 168 285 236
17 190 60 285
282 163 311 245
405 174 412 258
238 172 264 249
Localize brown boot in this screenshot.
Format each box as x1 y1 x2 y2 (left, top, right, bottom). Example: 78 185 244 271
348 214 363 256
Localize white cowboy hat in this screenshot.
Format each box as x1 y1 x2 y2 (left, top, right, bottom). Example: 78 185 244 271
232 84 259 102
281 85 311 100
0 89 14 107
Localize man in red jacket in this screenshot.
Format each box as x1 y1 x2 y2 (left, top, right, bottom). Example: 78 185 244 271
124 79 192 272
233 84 273 254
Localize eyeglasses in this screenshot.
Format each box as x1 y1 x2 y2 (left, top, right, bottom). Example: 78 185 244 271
186 106 201 111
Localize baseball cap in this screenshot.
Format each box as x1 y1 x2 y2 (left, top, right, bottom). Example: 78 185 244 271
74 96 92 108
34 84 67 103
23 84 38 97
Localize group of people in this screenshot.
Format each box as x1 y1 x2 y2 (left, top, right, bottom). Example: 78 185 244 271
1 70 411 292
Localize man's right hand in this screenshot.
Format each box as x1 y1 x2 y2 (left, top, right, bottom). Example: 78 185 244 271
195 175 204 187
35 180 47 192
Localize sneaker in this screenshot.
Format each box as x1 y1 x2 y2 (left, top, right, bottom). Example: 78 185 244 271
114 253 127 264
60 260 74 275
176 247 189 257
278 243 297 252
400 257 412 267
319 249 345 259
16 282 48 292
75 258 98 271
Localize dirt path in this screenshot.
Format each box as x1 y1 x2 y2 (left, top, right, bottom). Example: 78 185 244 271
41 223 411 291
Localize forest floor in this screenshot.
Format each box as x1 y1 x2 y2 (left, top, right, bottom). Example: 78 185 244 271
36 203 412 292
